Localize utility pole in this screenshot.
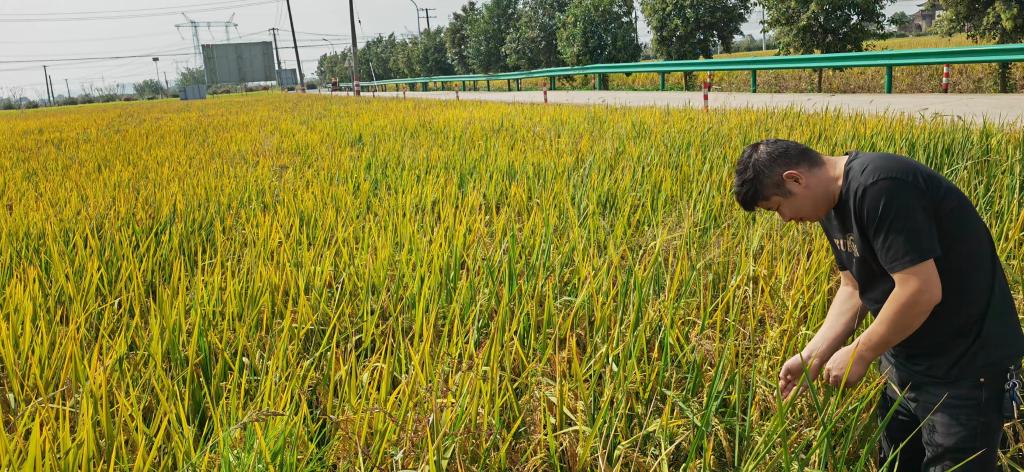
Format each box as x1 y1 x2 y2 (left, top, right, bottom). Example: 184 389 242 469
270 28 283 70
348 0 360 96
164 72 170 89
284 0 305 92
64 78 71 99
42 65 52 104
420 7 436 30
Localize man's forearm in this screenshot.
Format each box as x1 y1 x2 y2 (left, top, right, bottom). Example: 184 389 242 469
854 283 938 360
804 284 867 361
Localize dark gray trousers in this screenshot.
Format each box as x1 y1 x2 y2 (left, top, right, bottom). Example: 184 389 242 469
877 364 1009 471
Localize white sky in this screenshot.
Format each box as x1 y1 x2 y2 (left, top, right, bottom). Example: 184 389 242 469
0 0 924 100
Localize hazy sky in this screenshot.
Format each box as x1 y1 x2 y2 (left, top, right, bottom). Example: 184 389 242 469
0 0 924 100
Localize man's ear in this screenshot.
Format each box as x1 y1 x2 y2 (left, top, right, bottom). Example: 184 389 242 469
781 170 804 186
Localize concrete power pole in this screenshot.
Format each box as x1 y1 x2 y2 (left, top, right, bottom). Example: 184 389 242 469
42 65 52 104
65 78 71 99
421 8 436 30
348 0 360 96
270 28 283 70
284 0 305 92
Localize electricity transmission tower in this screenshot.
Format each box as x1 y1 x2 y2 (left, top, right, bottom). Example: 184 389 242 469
175 13 240 67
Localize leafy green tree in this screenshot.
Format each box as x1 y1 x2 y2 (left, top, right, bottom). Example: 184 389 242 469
888 11 912 33
937 0 1024 92
467 0 519 72
359 34 402 81
445 2 481 74
761 0 891 91
503 0 569 70
416 27 456 76
133 79 165 98
557 0 641 67
315 50 352 85
641 0 751 59
640 0 751 89
175 67 207 87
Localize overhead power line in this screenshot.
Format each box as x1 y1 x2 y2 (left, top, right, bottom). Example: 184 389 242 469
0 0 281 22
0 52 194 64
0 0 275 16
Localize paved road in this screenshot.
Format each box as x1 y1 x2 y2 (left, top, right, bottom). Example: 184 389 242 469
359 90 1024 126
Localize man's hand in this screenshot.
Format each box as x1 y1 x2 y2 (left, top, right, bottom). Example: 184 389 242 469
822 343 872 388
779 349 830 399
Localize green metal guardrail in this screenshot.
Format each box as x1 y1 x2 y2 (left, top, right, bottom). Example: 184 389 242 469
340 43 1024 94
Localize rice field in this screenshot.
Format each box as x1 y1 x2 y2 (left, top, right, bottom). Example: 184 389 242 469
0 93 1022 470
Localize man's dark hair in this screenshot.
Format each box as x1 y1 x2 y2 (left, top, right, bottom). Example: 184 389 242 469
733 139 826 212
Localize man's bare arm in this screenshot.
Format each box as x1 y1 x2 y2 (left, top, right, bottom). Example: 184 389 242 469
779 270 867 398
852 259 942 361
803 270 868 362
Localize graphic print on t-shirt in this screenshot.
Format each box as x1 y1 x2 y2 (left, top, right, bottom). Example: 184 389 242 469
833 233 860 258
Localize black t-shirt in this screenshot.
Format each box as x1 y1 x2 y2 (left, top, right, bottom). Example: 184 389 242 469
819 151 1024 382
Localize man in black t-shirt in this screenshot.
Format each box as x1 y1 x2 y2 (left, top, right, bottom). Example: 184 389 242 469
732 139 1024 470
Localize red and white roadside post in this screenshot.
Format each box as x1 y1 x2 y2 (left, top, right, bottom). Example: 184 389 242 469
543 82 548 104
402 85 407 99
456 83 460 101
703 73 709 112
942 64 950 93
354 80 361 97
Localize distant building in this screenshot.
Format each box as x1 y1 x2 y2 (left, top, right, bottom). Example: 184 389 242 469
903 0 945 34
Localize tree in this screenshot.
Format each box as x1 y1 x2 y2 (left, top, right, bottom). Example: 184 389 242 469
641 0 751 59
938 0 1024 92
558 0 642 68
133 79 165 99
761 0 891 91
445 1 481 74
175 67 207 87
467 0 519 73
640 0 751 90
416 27 456 76
359 34 402 81
888 11 912 33
315 50 352 85
503 0 569 70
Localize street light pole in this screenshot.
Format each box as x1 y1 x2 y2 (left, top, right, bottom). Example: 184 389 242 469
409 0 421 36
322 38 337 55
152 57 162 97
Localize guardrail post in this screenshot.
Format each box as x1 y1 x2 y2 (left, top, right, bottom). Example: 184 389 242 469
885 65 893 94
462 80 467 91
516 79 522 91
506 79 511 91
549 76 556 91
659 72 666 91
486 81 491 91
751 70 757 93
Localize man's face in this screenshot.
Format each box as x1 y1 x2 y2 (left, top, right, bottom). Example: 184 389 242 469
755 170 832 224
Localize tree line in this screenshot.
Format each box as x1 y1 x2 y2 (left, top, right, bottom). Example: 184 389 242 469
316 0 1023 89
